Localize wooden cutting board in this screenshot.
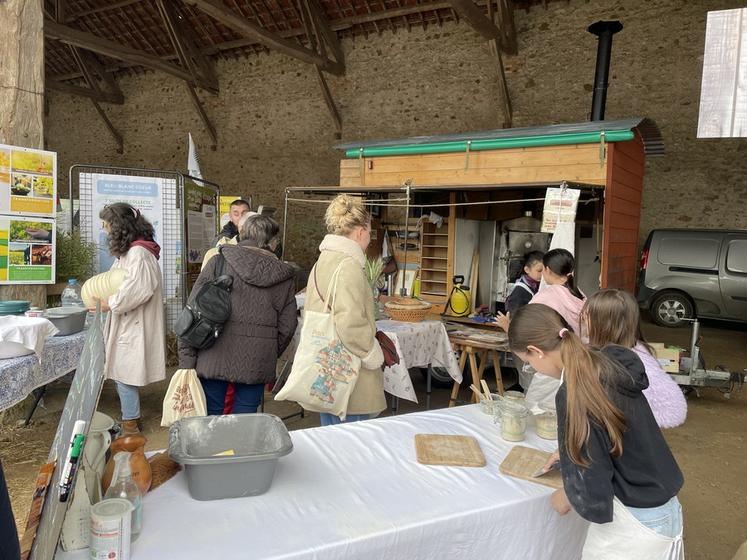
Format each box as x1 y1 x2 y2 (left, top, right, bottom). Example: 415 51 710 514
415 434 486 467
499 445 563 489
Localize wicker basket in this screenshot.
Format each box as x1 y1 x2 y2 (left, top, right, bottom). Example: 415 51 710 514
385 298 432 323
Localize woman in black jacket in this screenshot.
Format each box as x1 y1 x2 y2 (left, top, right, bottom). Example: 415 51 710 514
508 304 684 559
179 215 297 415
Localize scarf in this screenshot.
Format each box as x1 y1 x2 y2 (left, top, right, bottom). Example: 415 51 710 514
520 273 540 294
130 239 161 261
318 234 366 268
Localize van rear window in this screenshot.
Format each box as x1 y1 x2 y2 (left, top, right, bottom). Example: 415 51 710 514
726 240 747 274
658 236 719 268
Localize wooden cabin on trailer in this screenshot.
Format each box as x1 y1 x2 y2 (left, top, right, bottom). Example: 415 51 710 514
286 118 663 311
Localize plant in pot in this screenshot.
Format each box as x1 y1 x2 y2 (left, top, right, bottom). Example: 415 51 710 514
365 257 386 319
51 232 97 300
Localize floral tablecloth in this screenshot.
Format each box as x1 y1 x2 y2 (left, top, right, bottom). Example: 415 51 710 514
0 331 87 411
282 319 461 403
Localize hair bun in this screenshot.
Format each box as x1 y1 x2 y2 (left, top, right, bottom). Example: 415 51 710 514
325 194 370 235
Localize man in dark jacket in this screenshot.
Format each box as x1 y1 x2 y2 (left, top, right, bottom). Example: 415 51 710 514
212 199 251 247
181 215 298 415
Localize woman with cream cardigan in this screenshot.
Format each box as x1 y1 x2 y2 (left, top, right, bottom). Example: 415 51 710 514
300 195 385 426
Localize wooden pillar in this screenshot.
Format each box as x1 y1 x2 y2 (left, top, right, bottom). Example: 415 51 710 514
0 0 47 307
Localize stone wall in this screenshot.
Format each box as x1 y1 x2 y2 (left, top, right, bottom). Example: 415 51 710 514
45 0 747 268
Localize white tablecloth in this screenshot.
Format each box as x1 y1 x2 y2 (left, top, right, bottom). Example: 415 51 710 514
0 330 87 411
282 319 462 403
56 405 588 560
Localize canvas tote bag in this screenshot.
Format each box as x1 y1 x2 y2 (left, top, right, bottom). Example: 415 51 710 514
161 368 208 427
275 259 362 419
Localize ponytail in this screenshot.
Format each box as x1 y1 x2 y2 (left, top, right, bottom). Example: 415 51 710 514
559 332 626 466
543 248 583 300
508 304 626 467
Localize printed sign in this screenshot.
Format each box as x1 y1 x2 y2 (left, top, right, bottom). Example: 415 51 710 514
0 216 56 284
90 174 164 273
541 187 581 233
0 144 57 216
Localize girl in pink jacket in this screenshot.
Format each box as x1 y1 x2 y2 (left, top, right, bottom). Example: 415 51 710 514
583 289 687 429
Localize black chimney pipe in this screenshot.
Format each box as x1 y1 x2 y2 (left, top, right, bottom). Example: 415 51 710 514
587 20 623 121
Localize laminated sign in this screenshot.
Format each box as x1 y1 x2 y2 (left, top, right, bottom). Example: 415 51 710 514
541 187 580 234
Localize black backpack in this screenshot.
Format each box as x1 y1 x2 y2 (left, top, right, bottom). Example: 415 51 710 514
175 249 233 349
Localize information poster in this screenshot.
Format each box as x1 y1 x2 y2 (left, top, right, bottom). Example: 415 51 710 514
0 216 56 283
0 144 57 216
184 181 218 294
91 174 165 273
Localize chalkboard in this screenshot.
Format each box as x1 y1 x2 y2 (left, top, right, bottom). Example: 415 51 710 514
30 310 106 560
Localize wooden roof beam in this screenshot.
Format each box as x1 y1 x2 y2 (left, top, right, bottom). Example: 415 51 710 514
44 19 216 90
156 0 219 93
307 0 345 69
65 0 143 23
446 0 502 41
184 0 342 74
45 79 124 104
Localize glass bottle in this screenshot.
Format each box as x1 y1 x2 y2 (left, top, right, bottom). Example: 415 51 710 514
104 451 143 540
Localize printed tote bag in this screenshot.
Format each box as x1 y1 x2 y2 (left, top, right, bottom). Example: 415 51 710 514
275 259 361 419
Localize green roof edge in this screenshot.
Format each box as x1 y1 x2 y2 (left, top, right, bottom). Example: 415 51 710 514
343 130 635 158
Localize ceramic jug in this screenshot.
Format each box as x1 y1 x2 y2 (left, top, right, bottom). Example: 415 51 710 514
101 435 152 495
83 411 114 503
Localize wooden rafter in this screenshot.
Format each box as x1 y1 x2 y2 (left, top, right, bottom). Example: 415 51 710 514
44 19 216 90
486 0 512 126
156 0 219 93
496 0 517 55
298 0 344 135
53 1 490 82
307 0 345 68
185 84 218 148
68 46 124 152
66 0 143 22
446 0 501 41
157 0 219 147
45 79 124 104
315 66 342 137
91 99 124 154
184 0 342 74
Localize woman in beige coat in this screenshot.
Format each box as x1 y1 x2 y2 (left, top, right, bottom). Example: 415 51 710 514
95 203 166 435
303 195 385 425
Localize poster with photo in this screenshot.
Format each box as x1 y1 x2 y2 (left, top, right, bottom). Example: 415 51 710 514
185 181 219 294
0 144 57 216
0 216 55 284
90 174 165 273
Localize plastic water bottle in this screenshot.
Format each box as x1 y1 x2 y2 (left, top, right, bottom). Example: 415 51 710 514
60 278 85 308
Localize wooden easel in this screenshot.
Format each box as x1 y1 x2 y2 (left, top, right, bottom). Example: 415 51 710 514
448 336 507 406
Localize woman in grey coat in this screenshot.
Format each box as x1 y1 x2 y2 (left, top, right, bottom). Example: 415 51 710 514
179 215 298 415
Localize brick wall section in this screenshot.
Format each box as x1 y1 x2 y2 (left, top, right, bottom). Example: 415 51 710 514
45 0 747 269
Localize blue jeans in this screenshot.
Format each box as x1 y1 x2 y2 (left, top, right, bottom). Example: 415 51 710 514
627 496 683 538
200 377 264 415
319 413 369 426
115 382 141 421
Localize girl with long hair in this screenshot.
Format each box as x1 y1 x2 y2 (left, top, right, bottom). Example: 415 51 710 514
95 203 166 435
508 304 684 559
583 289 687 428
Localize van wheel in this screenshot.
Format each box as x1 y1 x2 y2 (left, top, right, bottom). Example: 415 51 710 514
651 292 694 327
